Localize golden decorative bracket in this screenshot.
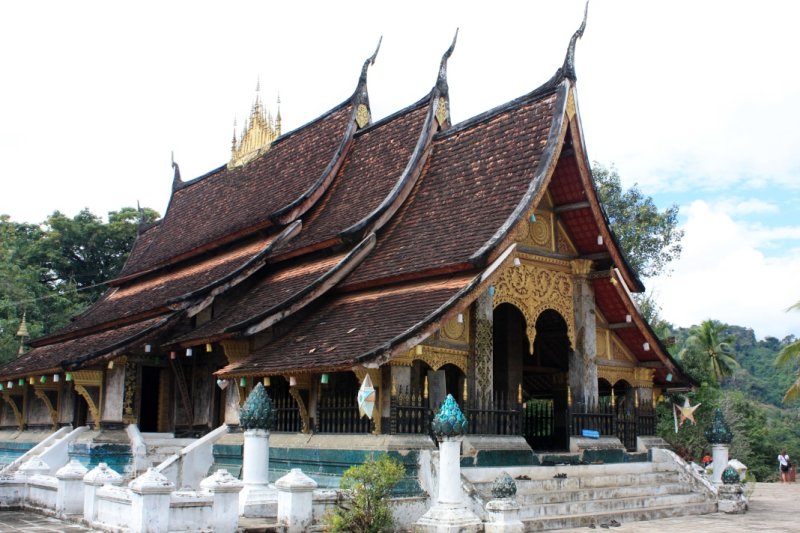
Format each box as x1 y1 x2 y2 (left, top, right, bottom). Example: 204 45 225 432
220 340 250 364
33 385 58 429
1 392 23 430
73 384 101 430
288 387 311 434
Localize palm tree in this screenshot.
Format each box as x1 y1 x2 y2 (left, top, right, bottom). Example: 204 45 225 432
680 320 739 383
775 301 800 403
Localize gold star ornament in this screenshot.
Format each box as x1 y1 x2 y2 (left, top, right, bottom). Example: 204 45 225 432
676 398 701 426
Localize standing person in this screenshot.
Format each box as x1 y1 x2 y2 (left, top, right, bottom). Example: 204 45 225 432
778 450 791 483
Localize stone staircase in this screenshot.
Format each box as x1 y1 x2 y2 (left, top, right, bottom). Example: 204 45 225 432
139 432 196 470
463 461 717 531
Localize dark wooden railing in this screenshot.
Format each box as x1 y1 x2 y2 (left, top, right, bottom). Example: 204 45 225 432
316 392 373 433
465 392 520 436
391 386 432 434
568 402 656 451
271 390 302 433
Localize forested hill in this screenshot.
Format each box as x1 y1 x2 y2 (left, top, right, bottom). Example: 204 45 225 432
671 324 798 407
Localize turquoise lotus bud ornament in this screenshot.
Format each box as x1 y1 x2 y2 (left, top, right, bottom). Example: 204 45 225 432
431 394 468 438
239 382 274 431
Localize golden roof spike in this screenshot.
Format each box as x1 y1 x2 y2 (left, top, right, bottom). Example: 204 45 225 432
276 93 282 135
16 312 29 355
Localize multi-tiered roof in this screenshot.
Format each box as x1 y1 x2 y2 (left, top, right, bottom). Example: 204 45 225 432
0 16 688 388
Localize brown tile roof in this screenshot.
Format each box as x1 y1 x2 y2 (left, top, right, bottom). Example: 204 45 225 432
0 316 168 380
342 91 559 288
118 104 353 278
278 102 430 255
170 252 348 345
217 275 474 376
41 234 275 341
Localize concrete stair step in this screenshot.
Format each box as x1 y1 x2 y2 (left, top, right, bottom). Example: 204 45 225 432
523 500 717 531
523 492 708 519
474 471 680 496
515 482 690 506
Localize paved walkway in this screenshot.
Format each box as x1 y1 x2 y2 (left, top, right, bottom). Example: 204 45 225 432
555 482 798 532
0 482 797 532
0 511 94 532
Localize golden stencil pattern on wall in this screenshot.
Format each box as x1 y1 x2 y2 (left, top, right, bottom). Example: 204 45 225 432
597 365 654 389
440 313 469 343
494 258 575 350
596 328 609 359
122 360 138 424
474 295 494 404
556 223 578 256
516 211 553 251
610 336 637 364
158 369 171 432
393 345 469 375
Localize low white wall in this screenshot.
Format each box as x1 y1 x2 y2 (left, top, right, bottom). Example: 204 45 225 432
26 475 57 510
95 485 133 530
0 478 25 507
168 491 213 531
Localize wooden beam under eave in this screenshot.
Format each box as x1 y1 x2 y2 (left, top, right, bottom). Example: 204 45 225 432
608 322 636 330
553 201 590 214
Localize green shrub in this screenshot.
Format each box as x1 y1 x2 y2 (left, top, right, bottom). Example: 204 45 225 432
326 454 405 533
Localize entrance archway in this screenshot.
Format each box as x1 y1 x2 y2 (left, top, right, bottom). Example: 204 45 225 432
494 304 571 450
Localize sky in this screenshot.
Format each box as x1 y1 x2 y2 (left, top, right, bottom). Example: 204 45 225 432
1 1 798 340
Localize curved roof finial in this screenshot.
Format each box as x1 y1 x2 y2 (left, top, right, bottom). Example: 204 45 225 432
171 151 182 191
561 1 589 81
357 36 382 88
436 28 459 95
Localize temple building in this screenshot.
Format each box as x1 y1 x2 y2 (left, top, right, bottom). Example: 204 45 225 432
0 17 692 480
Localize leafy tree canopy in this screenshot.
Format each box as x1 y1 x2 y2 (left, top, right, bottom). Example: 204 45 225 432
592 162 684 279
0 207 159 364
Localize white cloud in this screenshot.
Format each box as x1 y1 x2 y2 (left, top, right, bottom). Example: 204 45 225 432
724 199 780 216
650 200 800 339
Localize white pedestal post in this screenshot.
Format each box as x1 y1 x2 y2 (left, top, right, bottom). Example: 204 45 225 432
415 394 482 533
201 469 244 533
55 459 88 517
128 468 175 533
83 463 123 523
712 443 729 484
240 428 276 515
276 468 318 533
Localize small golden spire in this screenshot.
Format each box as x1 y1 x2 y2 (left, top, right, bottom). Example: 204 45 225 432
16 312 29 355
229 81 280 168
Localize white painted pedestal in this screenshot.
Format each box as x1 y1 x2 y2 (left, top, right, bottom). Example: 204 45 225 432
414 438 482 533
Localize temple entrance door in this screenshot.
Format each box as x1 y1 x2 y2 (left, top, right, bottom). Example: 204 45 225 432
495 305 571 451
74 393 88 428
139 366 163 432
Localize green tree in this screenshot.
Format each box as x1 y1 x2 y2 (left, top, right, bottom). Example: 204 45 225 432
34 207 159 302
327 455 405 533
775 301 800 402
680 320 739 383
592 163 683 279
0 207 159 364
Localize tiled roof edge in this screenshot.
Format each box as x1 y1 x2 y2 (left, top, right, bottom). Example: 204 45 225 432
355 244 517 366
269 42 383 225
468 81 570 267
232 232 377 336
61 313 184 372
167 220 303 308
340 92 438 243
